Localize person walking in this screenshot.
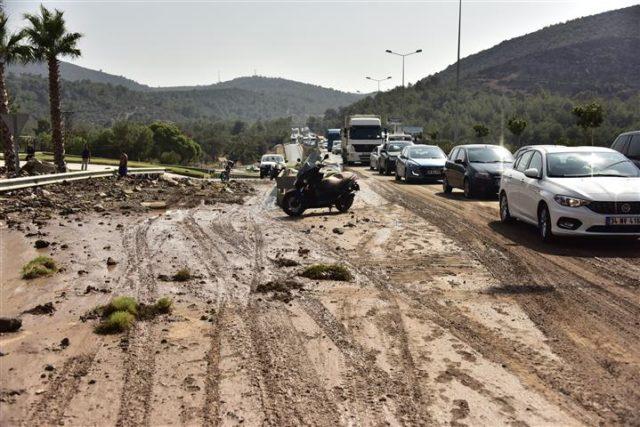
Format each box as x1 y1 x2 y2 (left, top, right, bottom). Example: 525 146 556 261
118 152 128 178
81 144 91 171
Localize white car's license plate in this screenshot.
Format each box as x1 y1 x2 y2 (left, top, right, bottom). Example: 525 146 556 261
606 216 640 226
426 169 440 175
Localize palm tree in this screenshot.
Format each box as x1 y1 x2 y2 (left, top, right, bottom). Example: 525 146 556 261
0 11 31 176
22 5 81 172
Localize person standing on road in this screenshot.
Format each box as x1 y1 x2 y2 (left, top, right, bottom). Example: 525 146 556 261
81 144 91 171
118 152 128 178
25 144 36 161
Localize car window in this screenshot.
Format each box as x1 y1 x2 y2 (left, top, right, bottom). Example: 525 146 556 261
467 146 514 163
516 151 534 172
455 149 466 162
611 135 630 153
528 151 543 173
449 148 459 160
628 135 640 158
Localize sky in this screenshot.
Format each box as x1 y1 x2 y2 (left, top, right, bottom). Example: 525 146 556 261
4 0 639 92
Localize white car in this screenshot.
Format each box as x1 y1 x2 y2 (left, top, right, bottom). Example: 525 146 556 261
499 146 640 241
259 154 285 178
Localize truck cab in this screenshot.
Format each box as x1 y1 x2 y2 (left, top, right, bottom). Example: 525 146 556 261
342 115 383 165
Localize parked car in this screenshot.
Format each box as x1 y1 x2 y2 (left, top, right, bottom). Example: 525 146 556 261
499 146 640 241
395 145 447 183
443 145 514 198
378 140 414 175
369 145 383 170
259 154 285 178
611 130 640 169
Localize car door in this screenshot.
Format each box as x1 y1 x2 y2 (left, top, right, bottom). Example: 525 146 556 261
396 147 406 176
509 150 534 217
626 134 640 169
445 148 459 186
451 148 467 188
520 151 544 222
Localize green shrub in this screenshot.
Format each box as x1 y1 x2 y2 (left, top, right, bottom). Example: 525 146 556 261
103 296 138 317
300 264 352 281
154 297 173 314
160 151 181 165
21 256 58 279
95 311 136 334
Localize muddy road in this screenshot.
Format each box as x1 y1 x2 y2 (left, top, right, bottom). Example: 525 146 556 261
1 174 638 426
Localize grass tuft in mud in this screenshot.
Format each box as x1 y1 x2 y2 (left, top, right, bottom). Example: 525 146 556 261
172 268 192 282
300 264 352 281
103 296 138 317
93 296 173 334
95 311 136 334
21 256 58 279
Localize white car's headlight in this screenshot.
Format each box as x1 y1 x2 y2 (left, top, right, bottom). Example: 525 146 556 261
553 195 590 208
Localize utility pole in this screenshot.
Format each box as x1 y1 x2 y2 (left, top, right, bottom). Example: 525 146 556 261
453 0 462 144
385 49 422 88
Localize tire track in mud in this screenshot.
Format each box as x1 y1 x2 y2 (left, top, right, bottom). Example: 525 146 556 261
26 353 98 426
25 218 157 426
115 217 161 427
245 304 343 426
298 296 432 424
263 212 434 424
365 173 640 424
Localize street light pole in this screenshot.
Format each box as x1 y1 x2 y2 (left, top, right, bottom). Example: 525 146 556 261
366 76 392 93
385 49 422 88
454 0 462 144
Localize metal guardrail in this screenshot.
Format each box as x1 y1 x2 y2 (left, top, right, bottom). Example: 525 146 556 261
0 167 165 192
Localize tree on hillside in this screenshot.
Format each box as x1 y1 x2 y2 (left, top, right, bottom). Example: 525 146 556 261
427 129 439 140
473 124 489 140
572 102 603 146
149 121 202 164
507 116 527 147
0 11 31 176
23 5 82 172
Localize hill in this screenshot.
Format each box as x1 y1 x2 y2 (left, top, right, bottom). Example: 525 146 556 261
7 63 364 124
8 61 150 91
327 5 640 148
438 5 640 96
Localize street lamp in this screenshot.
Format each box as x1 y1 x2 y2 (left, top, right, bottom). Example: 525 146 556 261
366 76 392 92
385 49 422 87
454 0 462 144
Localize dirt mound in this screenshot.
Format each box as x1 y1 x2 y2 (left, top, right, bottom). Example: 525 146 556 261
19 159 57 176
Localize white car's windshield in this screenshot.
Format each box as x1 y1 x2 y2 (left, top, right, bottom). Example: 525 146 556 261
468 146 514 163
547 151 640 178
408 147 445 159
262 155 284 163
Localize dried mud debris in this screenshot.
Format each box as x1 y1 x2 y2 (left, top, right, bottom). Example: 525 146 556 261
0 175 254 231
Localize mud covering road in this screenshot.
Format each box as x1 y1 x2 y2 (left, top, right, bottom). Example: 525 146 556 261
1 173 638 426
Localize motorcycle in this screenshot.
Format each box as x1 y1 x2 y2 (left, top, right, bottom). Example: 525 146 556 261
281 152 359 217
220 160 234 183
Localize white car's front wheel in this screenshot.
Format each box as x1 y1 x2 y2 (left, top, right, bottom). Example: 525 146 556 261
538 204 554 242
499 193 513 223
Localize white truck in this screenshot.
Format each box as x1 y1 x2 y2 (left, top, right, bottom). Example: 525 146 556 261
342 115 383 165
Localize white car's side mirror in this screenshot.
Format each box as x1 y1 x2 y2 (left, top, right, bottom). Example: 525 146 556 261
524 168 541 179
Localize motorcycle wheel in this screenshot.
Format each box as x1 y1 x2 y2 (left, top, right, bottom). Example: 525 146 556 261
335 194 355 213
282 191 305 217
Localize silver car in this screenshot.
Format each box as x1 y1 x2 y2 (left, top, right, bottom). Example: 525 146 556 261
395 145 447 183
